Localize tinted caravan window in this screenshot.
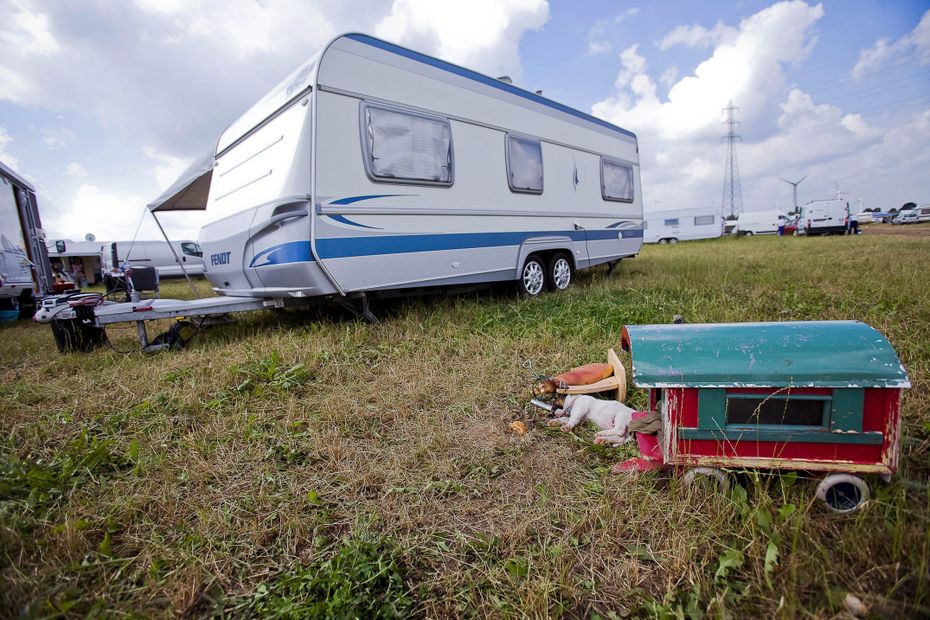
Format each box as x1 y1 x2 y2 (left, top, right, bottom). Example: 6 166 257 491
601 158 634 202
361 103 453 185
506 135 543 193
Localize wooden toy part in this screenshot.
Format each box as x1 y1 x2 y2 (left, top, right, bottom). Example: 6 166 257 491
556 348 628 402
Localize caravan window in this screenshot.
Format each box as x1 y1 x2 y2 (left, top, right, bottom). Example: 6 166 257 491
506 135 543 193
361 103 453 185
663 218 679 227
694 215 715 226
601 158 634 202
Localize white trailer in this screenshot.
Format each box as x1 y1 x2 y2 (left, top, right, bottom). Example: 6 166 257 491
799 199 849 235
1 161 52 317
37 33 644 351
643 207 722 244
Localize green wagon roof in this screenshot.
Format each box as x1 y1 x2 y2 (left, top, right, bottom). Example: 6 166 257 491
620 321 910 389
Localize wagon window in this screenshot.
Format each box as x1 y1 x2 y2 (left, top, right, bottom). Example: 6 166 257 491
506 135 543 194
694 215 715 226
361 103 453 186
726 395 827 427
601 158 634 202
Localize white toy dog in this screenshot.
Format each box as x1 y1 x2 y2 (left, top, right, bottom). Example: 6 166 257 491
548 394 636 445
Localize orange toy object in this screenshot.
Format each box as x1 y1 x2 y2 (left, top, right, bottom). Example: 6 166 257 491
532 349 627 402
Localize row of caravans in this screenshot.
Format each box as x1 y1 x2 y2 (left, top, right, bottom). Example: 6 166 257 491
0 161 52 318
148 33 644 302
47 239 205 284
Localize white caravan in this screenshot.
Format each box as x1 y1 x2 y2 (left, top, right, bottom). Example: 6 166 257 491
150 33 643 300
1 161 52 316
735 210 789 236
644 207 722 244
799 199 849 235
37 33 644 351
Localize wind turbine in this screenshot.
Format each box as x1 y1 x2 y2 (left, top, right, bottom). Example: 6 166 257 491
779 174 808 214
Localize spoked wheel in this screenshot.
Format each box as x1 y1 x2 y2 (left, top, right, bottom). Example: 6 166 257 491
816 474 870 514
548 253 573 291
518 255 546 297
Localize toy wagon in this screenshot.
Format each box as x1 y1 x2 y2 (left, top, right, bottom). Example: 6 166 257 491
617 321 910 513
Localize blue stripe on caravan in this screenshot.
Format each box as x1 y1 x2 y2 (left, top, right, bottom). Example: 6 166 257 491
325 214 383 230
248 229 644 266
344 34 637 140
249 241 315 267
329 194 401 205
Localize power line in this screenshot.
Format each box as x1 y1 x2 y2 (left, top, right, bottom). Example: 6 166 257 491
721 100 743 218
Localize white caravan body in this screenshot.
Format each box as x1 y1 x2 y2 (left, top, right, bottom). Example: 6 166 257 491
149 33 644 299
735 210 788 235
1 161 52 305
643 207 722 243
800 199 849 235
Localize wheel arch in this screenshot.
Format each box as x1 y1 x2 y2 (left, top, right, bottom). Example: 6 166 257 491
514 237 577 278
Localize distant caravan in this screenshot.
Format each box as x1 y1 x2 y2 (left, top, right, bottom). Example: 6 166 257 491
643 207 723 244
149 33 645 301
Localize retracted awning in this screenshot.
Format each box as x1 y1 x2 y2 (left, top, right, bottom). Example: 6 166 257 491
147 141 218 212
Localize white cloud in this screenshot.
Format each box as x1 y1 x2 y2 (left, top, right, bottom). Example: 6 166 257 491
65 162 86 177
375 0 549 82
0 127 19 170
0 0 59 56
658 20 737 51
587 1 924 213
41 126 77 150
659 66 679 88
852 9 930 78
1 0 550 240
587 19 611 55
587 9 639 56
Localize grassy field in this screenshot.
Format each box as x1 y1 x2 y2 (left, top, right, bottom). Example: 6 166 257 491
2 234 929 618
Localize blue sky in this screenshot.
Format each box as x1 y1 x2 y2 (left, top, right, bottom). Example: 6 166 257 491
0 0 928 241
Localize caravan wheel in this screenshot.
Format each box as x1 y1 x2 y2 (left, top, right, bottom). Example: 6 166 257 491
683 467 730 493
658 238 668 245
548 253 573 291
518 255 546 297
669 238 678 245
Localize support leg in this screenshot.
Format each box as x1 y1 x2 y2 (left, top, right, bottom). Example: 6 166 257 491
607 259 620 275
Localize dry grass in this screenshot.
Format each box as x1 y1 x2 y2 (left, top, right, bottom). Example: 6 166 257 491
1 234 929 618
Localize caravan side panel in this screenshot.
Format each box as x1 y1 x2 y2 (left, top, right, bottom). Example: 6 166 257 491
312 35 643 293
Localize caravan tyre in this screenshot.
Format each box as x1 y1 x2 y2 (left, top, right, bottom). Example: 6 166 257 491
745 231 754 237
518 255 546 297
669 238 678 245
548 253 573 291
658 238 667 245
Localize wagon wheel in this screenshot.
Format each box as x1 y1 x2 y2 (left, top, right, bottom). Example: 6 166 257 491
682 467 730 494
815 474 870 514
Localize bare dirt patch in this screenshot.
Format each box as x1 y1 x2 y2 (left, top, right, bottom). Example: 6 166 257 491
862 222 930 237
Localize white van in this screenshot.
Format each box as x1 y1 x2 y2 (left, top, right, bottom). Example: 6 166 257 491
735 210 788 236
101 240 205 277
799 199 849 235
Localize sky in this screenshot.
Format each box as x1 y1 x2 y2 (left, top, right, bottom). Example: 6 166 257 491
0 0 928 242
